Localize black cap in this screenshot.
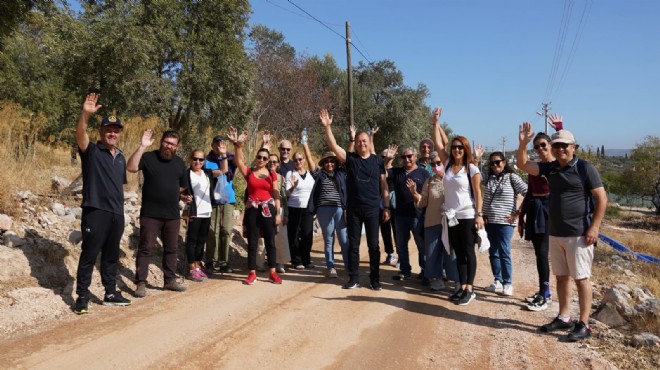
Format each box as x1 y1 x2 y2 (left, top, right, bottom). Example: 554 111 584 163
101 115 123 128
213 135 227 142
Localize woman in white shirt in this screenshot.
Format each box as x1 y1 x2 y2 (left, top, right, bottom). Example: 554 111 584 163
182 149 226 282
433 107 484 306
285 141 317 270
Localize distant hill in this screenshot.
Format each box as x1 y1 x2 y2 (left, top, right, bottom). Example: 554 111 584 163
604 149 631 157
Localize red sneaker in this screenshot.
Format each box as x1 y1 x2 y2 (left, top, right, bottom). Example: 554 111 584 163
269 271 282 284
243 271 257 285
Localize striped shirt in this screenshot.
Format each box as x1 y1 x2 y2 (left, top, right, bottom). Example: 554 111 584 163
316 176 342 208
482 173 528 225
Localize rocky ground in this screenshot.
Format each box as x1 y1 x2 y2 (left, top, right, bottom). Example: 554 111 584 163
0 175 658 369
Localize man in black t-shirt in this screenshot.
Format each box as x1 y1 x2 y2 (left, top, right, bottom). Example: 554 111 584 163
128 129 187 297
319 109 391 290
277 139 295 177
73 93 132 314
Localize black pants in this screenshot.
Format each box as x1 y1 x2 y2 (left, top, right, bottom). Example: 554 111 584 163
186 217 211 263
532 233 550 297
136 217 180 284
448 218 477 285
76 208 124 297
287 207 314 266
346 205 381 282
245 205 277 270
380 209 396 255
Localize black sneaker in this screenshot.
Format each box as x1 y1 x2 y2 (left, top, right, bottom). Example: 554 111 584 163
219 265 233 273
449 289 464 302
567 321 591 341
343 280 360 289
73 296 89 315
103 291 132 306
370 281 382 291
305 263 316 269
383 254 393 265
539 317 575 332
457 290 476 306
392 272 412 281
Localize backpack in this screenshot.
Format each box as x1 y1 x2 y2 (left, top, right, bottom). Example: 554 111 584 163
575 159 596 228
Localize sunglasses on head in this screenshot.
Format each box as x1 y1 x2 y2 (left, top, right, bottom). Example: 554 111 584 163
450 144 464 150
534 142 548 150
490 159 503 166
551 142 570 149
192 157 205 162
279 147 291 152
256 155 269 161
400 154 414 160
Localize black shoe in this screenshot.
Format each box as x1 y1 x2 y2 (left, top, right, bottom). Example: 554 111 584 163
392 272 412 281
219 265 233 273
416 269 425 280
421 277 430 286
449 289 464 302
539 317 575 332
383 254 393 265
457 290 476 306
305 263 316 269
370 281 382 291
103 291 132 306
73 296 89 315
343 280 360 289
567 321 591 341
204 264 215 275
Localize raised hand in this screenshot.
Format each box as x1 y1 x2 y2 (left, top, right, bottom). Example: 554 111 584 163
227 127 238 144
370 126 379 136
548 114 563 131
217 140 227 155
141 129 154 148
319 109 333 127
474 144 484 161
385 144 398 159
519 122 535 145
262 130 271 145
82 93 102 116
237 130 248 144
432 106 443 124
349 123 356 141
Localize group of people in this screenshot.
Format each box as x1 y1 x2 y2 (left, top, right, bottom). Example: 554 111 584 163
74 92 606 342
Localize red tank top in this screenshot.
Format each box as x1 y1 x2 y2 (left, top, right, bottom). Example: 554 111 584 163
246 169 276 201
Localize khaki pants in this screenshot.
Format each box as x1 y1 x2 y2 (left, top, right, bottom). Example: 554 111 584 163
205 204 235 267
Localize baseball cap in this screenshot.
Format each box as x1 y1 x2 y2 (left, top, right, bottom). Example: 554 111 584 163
100 115 123 128
551 130 576 145
213 135 227 143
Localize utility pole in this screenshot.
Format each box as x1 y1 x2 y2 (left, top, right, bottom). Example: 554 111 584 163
346 22 354 127
538 102 551 134
500 137 507 157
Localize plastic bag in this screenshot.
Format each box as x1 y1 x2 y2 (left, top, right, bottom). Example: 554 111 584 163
475 228 490 253
214 175 231 204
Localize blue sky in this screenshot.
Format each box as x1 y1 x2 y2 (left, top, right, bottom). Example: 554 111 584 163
249 0 660 151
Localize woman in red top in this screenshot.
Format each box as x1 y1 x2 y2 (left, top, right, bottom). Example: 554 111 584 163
228 127 282 285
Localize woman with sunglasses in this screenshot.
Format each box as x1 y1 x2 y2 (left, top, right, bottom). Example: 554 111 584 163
268 153 291 273
228 127 282 285
433 106 484 306
481 152 527 297
285 135 317 270
307 151 349 278
518 131 555 311
181 149 228 281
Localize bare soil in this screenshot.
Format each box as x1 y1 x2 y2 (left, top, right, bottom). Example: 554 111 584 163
0 232 618 369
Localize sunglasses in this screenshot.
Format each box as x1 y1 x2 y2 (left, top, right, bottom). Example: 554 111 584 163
490 160 503 166
279 147 291 152
450 145 464 150
533 142 548 150
433 161 443 166
192 157 205 162
256 155 269 161
551 142 570 149
323 160 337 165
400 154 414 160
293 158 304 162
269 160 279 164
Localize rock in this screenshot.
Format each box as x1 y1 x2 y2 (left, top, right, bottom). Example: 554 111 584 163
70 207 83 219
0 214 12 231
15 191 33 200
610 264 625 273
68 230 82 245
124 191 139 204
635 298 660 316
62 174 83 195
52 203 66 217
3 231 26 248
631 333 660 348
51 176 71 194
602 287 634 316
593 302 627 328
614 283 631 293
233 210 241 220
632 288 654 302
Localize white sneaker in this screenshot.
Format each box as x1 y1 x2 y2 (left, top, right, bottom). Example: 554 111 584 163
389 254 398 266
485 280 503 293
502 284 513 296
430 278 445 291
327 268 338 278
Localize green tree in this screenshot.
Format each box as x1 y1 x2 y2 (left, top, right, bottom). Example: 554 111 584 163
630 135 660 214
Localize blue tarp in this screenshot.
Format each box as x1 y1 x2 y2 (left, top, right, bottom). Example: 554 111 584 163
599 233 660 264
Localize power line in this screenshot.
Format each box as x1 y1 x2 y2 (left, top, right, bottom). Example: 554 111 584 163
351 26 373 61
553 0 592 99
544 0 574 101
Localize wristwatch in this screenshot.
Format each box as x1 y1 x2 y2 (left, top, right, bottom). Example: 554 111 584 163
476 211 483 217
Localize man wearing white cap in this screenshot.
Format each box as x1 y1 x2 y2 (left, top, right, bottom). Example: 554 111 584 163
517 122 606 342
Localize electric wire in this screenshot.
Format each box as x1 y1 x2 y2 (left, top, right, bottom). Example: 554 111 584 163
544 0 574 101
553 0 592 99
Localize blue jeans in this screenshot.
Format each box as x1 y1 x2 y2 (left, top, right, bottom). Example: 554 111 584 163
424 224 459 282
316 206 349 269
395 215 425 275
486 223 515 285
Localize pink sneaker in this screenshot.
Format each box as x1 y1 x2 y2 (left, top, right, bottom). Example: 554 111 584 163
243 271 257 285
269 271 282 284
188 269 204 282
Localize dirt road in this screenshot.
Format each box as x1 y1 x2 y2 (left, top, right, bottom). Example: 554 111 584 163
0 236 616 369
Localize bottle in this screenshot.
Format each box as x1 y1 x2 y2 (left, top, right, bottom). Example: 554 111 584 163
301 128 308 144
